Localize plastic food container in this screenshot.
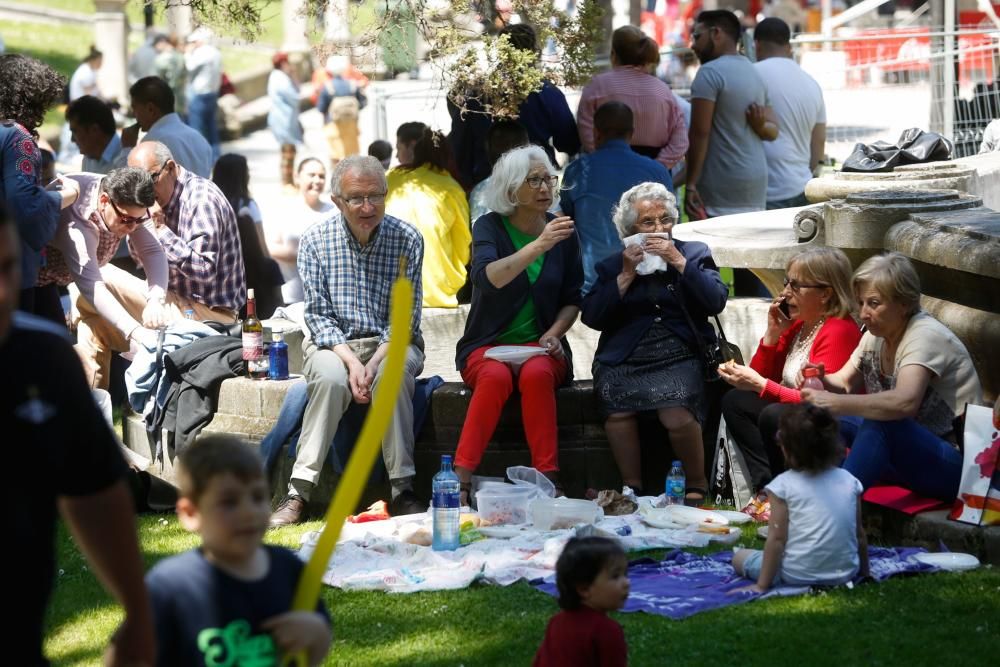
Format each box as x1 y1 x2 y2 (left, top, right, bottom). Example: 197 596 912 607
476 484 537 525
529 497 603 530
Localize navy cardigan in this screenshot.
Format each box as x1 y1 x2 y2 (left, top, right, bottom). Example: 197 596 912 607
455 212 584 378
581 240 728 367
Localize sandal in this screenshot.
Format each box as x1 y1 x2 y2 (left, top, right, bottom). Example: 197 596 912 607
684 486 707 507
459 482 472 508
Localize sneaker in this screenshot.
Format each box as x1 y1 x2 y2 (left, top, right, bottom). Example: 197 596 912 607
389 489 427 516
269 494 305 528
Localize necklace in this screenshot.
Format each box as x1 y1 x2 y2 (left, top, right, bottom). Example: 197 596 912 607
790 317 825 355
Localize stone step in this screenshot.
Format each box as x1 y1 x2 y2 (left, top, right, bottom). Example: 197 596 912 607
862 505 1000 566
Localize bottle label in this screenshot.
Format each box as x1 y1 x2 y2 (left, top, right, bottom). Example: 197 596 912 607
667 478 685 498
433 490 460 509
242 332 263 360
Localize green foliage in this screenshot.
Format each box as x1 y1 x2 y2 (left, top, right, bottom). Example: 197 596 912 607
155 0 604 116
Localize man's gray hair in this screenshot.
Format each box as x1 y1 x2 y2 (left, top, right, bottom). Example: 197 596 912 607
144 140 174 166
483 145 556 216
612 182 677 239
102 167 156 208
330 155 387 197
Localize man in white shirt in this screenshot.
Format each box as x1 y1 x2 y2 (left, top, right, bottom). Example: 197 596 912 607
122 76 213 178
66 96 126 175
184 28 223 158
753 17 826 210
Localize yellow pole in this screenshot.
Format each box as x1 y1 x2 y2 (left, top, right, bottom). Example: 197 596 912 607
284 258 413 666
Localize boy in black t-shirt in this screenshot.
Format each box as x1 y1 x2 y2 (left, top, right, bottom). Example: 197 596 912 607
143 435 331 666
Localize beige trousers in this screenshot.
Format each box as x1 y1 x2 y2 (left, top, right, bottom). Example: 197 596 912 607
289 336 425 498
324 119 360 161
75 264 237 389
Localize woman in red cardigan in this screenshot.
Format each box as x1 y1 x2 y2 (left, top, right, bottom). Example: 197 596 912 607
717 247 861 493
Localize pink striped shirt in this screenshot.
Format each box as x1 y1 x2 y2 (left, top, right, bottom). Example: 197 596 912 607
577 66 688 169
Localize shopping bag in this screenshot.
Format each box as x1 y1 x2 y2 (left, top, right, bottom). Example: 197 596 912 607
948 404 1000 526
710 416 754 510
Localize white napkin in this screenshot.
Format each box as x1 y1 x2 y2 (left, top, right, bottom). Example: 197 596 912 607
622 232 673 275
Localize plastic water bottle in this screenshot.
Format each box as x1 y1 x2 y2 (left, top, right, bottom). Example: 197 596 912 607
184 308 195 320
801 366 825 391
268 332 289 380
432 455 461 551
665 460 686 506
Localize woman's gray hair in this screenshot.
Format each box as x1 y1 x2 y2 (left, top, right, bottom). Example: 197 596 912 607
330 155 387 197
612 182 678 239
483 145 556 216
852 251 922 316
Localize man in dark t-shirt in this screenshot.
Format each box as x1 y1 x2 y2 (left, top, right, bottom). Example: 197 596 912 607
1 209 154 666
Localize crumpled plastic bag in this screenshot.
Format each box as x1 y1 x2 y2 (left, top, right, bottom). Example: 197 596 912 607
841 127 952 173
507 466 556 498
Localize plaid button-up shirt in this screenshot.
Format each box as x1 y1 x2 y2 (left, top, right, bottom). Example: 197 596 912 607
159 166 245 311
299 212 423 348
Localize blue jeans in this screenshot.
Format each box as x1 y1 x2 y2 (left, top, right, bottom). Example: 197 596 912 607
840 416 962 502
186 92 220 157
766 192 810 210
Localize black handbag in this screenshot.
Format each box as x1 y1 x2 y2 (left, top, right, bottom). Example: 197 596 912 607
668 283 743 381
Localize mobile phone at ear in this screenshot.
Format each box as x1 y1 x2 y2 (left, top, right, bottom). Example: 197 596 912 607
778 299 791 319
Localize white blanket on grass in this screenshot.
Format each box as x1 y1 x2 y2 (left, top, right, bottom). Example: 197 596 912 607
299 512 735 594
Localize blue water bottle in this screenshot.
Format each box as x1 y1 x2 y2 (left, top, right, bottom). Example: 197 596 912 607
432 455 461 551
268 332 289 380
666 460 686 506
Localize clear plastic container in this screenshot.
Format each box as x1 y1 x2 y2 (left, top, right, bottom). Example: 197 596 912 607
476 484 537 525
529 497 604 530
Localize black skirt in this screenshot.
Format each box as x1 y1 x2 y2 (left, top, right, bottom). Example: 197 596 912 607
593 321 705 422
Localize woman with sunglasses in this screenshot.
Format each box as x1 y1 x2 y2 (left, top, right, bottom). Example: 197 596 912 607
35 167 170 389
717 247 861 502
453 145 583 503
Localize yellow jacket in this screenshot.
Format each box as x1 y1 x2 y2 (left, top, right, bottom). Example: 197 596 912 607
386 165 471 308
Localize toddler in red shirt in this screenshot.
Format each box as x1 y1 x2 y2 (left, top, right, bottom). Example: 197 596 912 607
533 537 630 667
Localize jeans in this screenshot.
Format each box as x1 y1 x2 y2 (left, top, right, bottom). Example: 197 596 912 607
186 92 220 157
840 416 962 502
766 192 811 210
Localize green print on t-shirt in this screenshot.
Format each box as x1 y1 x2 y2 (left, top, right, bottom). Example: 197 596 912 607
197 619 276 666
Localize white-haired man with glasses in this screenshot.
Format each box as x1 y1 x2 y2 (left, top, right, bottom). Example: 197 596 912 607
270 155 426 527
36 166 171 389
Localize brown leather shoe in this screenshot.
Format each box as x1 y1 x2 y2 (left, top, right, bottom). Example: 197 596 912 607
269 494 305 528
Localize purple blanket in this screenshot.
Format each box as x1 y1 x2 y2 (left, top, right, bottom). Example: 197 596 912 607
533 547 939 620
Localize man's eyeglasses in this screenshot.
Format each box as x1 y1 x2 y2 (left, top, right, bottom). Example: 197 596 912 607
524 175 559 190
342 193 386 208
150 161 169 183
635 215 676 230
109 199 151 226
783 277 829 292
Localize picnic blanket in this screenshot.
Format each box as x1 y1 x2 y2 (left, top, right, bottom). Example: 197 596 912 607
298 512 735 593
533 546 941 620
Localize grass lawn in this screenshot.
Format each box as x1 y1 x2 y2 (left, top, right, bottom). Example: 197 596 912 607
45 513 999 665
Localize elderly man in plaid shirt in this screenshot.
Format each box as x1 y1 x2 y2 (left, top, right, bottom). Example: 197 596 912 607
270 155 426 527
127 141 245 320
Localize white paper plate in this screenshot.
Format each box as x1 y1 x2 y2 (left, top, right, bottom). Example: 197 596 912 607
713 509 752 525
910 552 980 572
662 505 730 526
640 505 728 529
484 346 549 364
479 525 531 539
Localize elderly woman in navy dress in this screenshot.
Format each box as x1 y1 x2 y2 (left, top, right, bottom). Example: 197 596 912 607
582 182 728 503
